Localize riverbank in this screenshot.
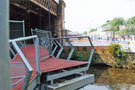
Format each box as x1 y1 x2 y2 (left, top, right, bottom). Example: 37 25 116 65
92 46 135 69
62 46 135 69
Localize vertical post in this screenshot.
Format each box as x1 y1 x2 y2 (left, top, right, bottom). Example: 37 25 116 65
35 37 40 74
0 0 11 90
23 20 26 56
23 20 25 37
34 37 40 85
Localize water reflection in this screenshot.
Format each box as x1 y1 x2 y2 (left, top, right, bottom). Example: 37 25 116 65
82 65 135 90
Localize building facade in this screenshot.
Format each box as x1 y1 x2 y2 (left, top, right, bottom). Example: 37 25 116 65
10 0 65 38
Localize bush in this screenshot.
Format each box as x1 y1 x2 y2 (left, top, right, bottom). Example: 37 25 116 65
82 46 87 51
92 53 100 62
108 44 126 61
71 49 91 61
108 44 127 67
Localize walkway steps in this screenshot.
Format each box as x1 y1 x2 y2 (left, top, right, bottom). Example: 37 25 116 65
47 74 94 90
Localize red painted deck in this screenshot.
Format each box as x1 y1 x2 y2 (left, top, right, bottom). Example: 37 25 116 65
10 45 88 90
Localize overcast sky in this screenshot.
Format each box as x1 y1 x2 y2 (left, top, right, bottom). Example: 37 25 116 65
64 0 135 33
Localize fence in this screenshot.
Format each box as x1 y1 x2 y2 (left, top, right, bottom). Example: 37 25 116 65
9 20 25 39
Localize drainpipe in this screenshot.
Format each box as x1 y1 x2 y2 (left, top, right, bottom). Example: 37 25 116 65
0 0 11 90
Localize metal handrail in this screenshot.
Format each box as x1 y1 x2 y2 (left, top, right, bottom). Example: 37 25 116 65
31 29 94 65
51 36 94 47
51 36 95 66
9 35 40 90
9 35 37 42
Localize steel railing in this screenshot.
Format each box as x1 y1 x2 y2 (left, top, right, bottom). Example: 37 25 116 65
31 28 95 66
9 35 40 90
52 36 95 65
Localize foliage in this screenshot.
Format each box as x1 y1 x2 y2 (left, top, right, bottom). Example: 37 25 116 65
83 31 88 35
127 16 135 24
71 51 83 60
129 61 135 65
116 24 135 35
116 28 128 36
108 44 126 61
110 17 124 27
90 28 97 33
71 49 91 61
92 53 100 62
108 44 127 67
128 24 135 34
71 47 100 62
101 20 110 27
82 46 87 51
60 48 70 59
71 51 89 61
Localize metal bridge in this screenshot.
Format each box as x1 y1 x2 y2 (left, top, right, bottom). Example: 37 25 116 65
1 1 94 89
9 29 95 90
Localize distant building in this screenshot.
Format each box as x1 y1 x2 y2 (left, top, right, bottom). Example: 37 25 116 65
96 25 111 32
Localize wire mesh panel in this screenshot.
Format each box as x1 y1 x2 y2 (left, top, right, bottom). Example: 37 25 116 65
31 28 53 55
9 20 25 39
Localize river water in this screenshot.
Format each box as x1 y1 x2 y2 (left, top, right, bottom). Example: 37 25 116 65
80 65 135 90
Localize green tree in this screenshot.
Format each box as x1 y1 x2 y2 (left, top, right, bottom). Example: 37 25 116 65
109 18 124 41
128 24 135 34
116 24 135 36
110 17 124 26
101 20 110 27
127 16 135 24
89 28 97 33
83 31 88 35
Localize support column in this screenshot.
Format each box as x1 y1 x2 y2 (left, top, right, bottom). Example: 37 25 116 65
0 0 11 90
55 0 66 37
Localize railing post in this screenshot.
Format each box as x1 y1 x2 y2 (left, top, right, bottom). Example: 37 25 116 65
87 37 95 66
22 20 26 57
0 0 11 89
34 37 41 85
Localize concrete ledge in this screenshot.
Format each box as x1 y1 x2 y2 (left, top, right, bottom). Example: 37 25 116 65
48 74 94 90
